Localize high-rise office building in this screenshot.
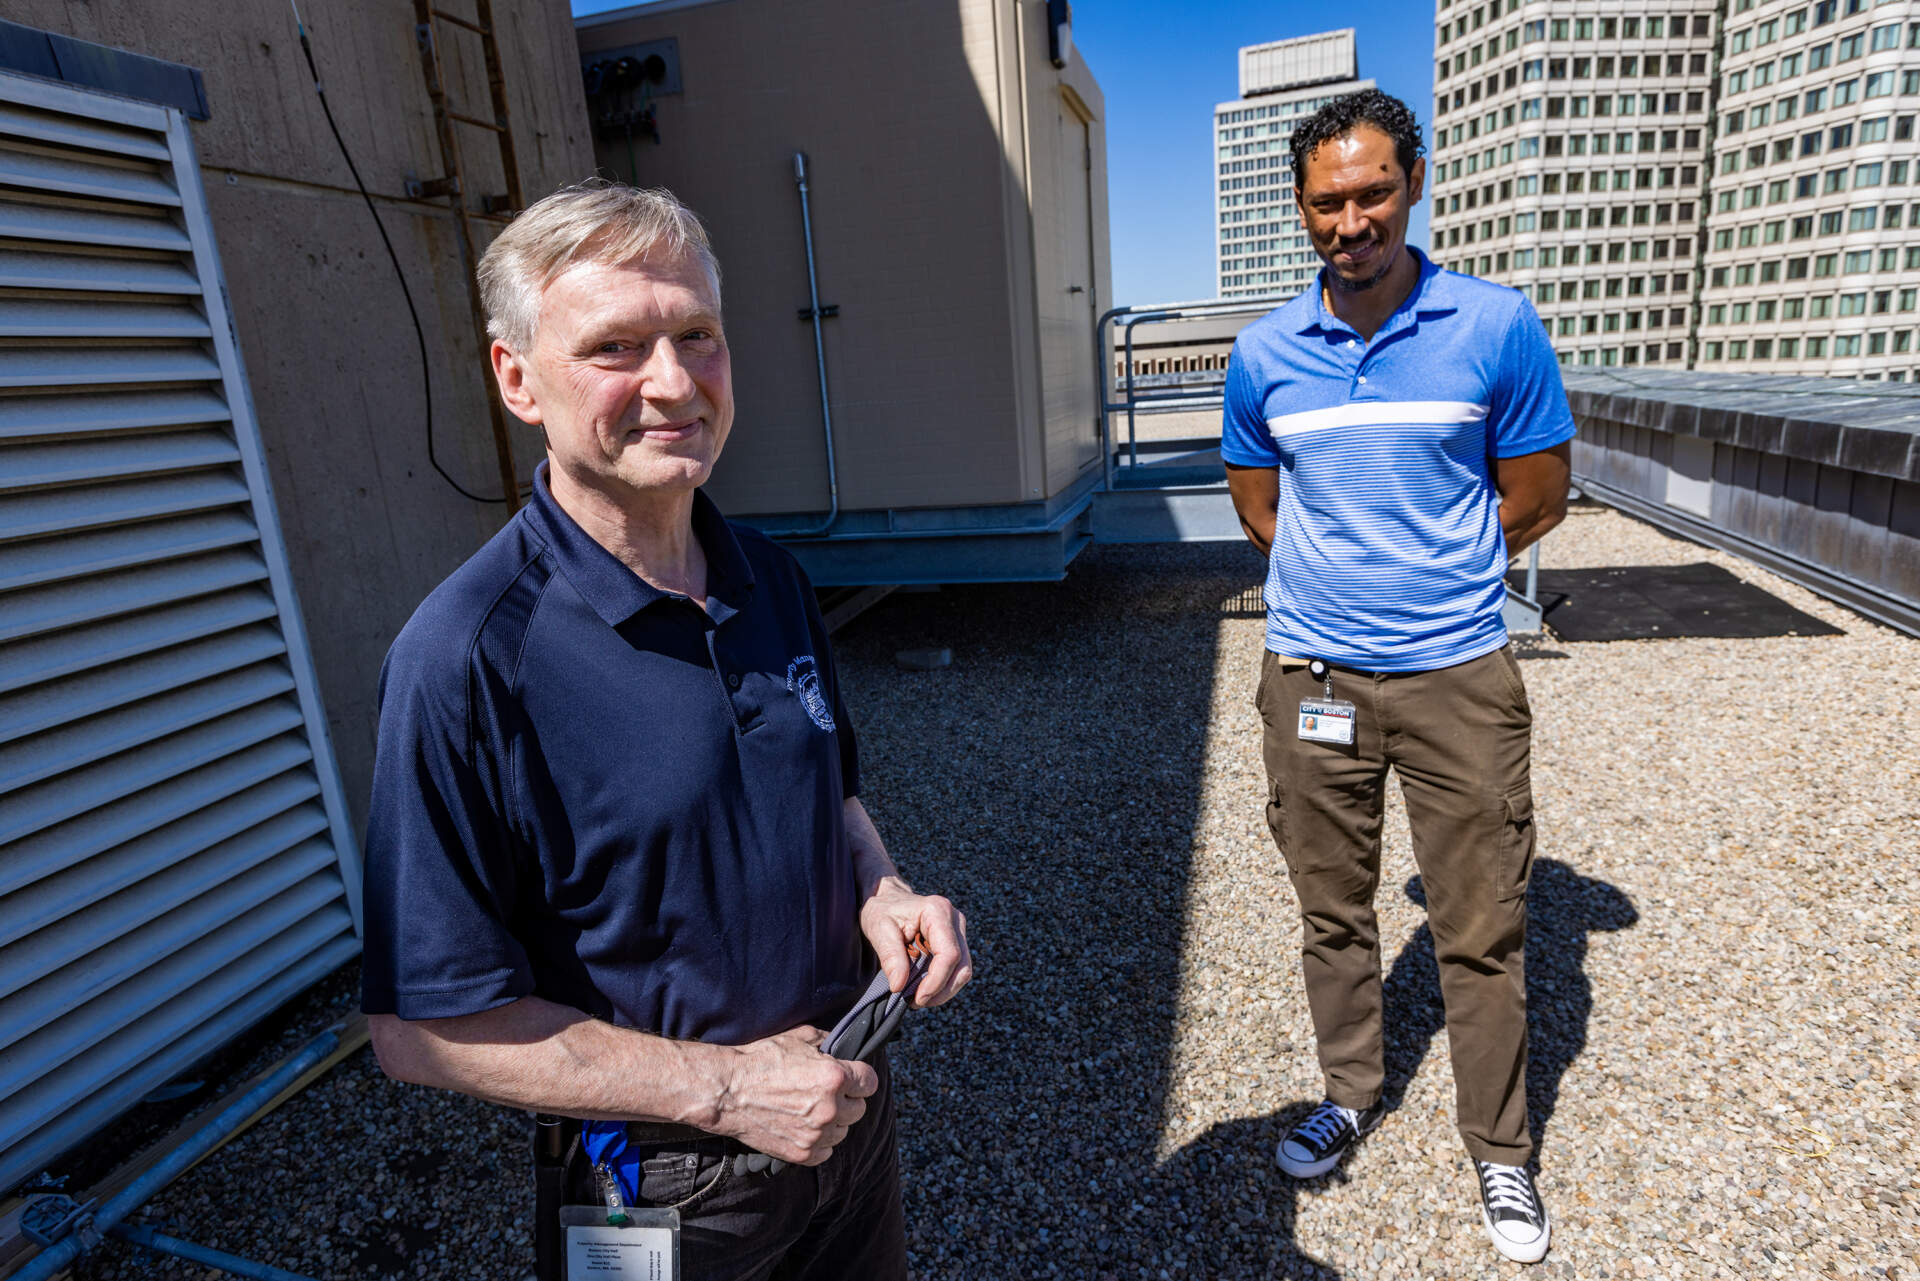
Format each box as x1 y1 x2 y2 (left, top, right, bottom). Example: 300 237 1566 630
1701 0 1920 378
1428 2 1719 370
1215 29 1373 300
1429 0 1920 381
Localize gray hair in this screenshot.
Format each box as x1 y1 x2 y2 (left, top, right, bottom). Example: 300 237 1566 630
477 179 721 353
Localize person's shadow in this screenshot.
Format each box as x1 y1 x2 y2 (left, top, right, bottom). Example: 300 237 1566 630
1150 1100 1347 1280
1379 858 1639 1156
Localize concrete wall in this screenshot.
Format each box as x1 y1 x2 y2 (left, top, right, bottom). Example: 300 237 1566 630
10 0 597 827
1563 370 1920 619
577 0 1111 517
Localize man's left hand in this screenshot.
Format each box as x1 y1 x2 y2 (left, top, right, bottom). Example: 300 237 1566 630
859 876 971 1008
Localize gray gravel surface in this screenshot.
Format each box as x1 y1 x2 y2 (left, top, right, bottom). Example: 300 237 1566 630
64 503 1920 1279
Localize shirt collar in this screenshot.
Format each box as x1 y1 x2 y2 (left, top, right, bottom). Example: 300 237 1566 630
522 460 756 628
1299 247 1456 340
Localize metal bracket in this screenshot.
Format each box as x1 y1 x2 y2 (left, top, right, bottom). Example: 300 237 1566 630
405 174 460 199
21 1194 100 1251
797 303 839 322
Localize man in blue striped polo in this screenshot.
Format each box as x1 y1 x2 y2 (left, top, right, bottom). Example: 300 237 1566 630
1222 89 1574 1265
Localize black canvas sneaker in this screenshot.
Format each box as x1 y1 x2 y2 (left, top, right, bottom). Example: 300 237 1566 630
1274 1099 1385 1178
1475 1159 1551 1263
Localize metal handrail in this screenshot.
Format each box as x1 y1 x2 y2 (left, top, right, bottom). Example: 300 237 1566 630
1094 297 1289 491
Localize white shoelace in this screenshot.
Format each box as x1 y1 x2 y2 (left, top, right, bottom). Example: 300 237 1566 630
1480 1163 1542 1220
1293 1102 1356 1151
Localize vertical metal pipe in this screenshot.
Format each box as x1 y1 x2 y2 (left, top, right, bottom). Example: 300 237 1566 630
1123 320 1141 469
1525 542 1540 604
783 151 840 537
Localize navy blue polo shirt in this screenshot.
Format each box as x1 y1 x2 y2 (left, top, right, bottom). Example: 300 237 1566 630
360 463 867 1045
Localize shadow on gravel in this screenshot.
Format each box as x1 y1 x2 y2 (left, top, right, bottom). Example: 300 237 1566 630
830 543 1314 1279
1384 861 1639 1156
1152 1101 1346 1280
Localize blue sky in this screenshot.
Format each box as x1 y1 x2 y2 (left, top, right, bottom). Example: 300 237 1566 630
1075 0 1437 303
571 0 1438 304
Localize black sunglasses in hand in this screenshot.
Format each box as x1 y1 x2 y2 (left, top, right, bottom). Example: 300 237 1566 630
735 949 933 1177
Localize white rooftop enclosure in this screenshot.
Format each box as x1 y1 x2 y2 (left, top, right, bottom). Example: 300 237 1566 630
1239 29 1360 99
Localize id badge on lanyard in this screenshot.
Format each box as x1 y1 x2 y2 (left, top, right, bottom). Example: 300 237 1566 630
561 1204 680 1279
1298 659 1356 746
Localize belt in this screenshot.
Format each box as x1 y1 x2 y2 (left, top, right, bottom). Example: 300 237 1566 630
618 1121 726 1146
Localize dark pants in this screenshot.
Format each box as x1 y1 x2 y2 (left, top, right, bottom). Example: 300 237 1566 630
563 1052 905 1281
1256 646 1537 1165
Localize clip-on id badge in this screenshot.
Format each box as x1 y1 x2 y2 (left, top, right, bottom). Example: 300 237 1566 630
561 1204 680 1280
1298 659 1356 746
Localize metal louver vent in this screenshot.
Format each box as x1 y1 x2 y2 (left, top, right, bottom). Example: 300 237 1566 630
0 71 361 1195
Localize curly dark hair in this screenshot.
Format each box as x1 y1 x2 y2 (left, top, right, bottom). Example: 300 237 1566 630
1289 89 1426 188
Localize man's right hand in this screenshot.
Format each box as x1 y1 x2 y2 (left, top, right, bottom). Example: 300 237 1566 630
713 1027 878 1166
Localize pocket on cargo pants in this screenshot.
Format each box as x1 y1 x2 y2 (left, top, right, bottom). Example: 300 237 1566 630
1497 782 1536 903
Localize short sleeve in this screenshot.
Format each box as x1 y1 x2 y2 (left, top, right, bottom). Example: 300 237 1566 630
1487 297 1577 459
359 632 533 1021
1220 341 1282 468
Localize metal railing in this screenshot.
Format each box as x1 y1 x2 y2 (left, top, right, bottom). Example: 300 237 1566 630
1094 296 1290 489
1090 296 1546 631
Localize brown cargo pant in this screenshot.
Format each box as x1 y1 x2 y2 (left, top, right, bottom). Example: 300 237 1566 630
1256 645 1536 1165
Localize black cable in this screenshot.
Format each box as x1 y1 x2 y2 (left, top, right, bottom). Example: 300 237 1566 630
289 2 509 504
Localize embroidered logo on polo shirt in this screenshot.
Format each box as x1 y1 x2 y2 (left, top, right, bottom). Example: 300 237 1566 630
786 656 835 731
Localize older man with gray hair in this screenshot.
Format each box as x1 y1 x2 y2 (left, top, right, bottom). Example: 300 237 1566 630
360 180 971 1280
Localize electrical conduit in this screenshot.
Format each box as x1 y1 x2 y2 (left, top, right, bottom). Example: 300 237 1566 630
13 1028 340 1281
781 151 841 537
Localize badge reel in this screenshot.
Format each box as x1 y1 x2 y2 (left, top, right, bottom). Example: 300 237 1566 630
1297 659 1356 746
563 1163 680 1280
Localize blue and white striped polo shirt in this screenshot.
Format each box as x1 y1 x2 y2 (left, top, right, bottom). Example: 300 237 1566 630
1221 250 1575 673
